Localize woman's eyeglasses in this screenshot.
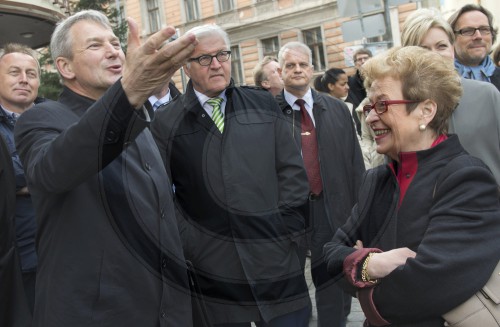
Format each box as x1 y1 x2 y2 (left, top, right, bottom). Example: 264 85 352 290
363 100 420 116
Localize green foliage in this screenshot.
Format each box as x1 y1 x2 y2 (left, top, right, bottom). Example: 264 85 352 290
39 70 62 100
38 50 61 100
38 0 128 99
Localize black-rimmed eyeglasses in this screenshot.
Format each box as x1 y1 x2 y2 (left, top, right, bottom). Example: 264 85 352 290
188 51 231 66
454 26 492 37
363 100 420 116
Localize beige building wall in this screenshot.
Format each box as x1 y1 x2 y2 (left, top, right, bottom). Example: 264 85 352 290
122 0 499 91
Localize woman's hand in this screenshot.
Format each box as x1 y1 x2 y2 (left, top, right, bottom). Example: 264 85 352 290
354 240 364 249
367 247 416 279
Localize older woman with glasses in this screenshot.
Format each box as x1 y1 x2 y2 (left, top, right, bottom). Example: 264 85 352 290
323 46 500 327
401 8 500 185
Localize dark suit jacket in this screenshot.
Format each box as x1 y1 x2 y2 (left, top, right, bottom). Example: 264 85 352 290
490 67 500 92
14 82 192 327
346 70 365 135
277 89 365 233
0 135 31 327
152 81 311 324
169 81 181 99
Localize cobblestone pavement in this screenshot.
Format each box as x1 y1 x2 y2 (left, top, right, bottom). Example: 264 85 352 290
305 257 365 327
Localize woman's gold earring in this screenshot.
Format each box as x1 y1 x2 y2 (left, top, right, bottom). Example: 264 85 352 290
419 124 426 131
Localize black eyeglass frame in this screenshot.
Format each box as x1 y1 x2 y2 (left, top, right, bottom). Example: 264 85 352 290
188 50 232 66
454 26 492 37
363 100 420 116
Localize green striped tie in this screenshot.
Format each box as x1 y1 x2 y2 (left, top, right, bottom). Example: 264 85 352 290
207 97 224 132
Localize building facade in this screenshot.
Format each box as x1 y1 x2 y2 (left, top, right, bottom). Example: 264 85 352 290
1 1 498 88
123 0 498 90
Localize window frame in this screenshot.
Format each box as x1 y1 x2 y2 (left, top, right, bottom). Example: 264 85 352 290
145 0 161 34
230 45 244 86
302 27 327 72
218 0 234 13
261 36 280 58
184 0 200 22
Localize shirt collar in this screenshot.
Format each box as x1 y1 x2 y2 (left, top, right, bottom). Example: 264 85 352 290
0 105 20 119
283 88 313 110
148 89 171 106
194 88 227 107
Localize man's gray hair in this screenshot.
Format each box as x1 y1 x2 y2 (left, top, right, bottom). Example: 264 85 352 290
0 43 40 75
50 10 113 62
185 24 230 49
278 42 312 67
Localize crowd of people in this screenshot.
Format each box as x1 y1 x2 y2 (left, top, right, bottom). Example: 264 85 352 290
1 3 499 327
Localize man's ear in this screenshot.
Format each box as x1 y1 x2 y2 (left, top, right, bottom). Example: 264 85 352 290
277 67 282 77
261 80 270 89
55 57 75 80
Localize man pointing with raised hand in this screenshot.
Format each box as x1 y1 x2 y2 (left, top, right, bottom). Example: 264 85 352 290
15 10 197 327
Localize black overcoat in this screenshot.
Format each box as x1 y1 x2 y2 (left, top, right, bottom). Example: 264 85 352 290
152 81 311 324
15 82 192 327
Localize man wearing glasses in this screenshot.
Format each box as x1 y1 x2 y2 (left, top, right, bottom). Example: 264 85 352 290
346 48 372 135
152 24 311 327
448 4 500 91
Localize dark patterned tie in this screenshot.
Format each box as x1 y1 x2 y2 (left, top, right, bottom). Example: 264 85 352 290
296 99 322 195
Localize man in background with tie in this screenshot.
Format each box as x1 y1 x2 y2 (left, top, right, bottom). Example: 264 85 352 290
148 80 181 110
0 43 42 314
275 41 365 327
152 24 311 327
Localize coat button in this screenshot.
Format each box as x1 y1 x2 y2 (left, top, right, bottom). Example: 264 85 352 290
162 257 168 269
286 109 292 114
160 311 166 318
144 162 151 170
105 130 118 142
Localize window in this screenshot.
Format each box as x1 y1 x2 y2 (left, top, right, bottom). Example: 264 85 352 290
146 0 161 33
302 27 326 71
184 0 200 22
230 45 244 86
219 0 234 12
261 37 279 58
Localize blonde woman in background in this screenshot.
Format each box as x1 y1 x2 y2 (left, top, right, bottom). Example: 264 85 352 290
401 8 500 185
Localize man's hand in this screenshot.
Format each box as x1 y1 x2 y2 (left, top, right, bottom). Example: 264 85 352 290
121 18 197 108
367 247 416 279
